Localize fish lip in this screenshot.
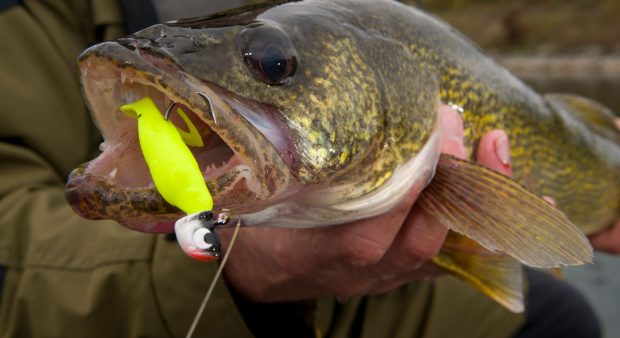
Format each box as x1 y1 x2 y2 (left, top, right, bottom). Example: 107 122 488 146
67 41 294 233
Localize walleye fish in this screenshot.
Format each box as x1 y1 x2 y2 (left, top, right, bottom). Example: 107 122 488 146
65 0 620 312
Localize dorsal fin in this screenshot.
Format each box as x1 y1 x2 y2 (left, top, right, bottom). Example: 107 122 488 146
167 1 301 28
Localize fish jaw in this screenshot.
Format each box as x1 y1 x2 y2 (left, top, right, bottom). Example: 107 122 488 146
65 42 296 233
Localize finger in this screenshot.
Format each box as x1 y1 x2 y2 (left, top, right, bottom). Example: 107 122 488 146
589 220 620 254
374 203 448 274
366 262 445 295
439 104 467 158
307 189 420 267
542 196 556 206
476 129 512 175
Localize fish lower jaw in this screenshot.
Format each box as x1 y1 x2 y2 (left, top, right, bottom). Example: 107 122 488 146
65 160 266 233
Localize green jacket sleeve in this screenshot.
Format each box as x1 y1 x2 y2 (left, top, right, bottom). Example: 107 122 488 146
0 2 254 337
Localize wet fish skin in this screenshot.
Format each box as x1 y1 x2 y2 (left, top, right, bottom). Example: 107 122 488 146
126 0 620 234
67 0 620 311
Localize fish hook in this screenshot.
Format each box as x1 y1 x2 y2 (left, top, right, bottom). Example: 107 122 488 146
196 92 217 125
164 94 216 125
164 102 178 121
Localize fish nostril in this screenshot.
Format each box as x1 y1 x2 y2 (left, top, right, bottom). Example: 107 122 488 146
117 38 163 51
116 38 137 51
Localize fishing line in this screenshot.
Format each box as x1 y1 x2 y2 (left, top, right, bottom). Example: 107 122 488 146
185 218 242 338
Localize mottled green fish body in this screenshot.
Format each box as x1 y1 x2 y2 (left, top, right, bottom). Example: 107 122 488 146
66 0 620 312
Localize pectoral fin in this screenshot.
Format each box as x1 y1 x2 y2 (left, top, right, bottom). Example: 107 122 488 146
433 232 524 312
419 154 592 268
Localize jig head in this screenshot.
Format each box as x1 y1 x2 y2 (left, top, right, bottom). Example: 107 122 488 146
174 210 231 262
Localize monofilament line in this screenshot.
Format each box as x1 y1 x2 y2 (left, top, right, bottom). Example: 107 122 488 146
185 218 242 338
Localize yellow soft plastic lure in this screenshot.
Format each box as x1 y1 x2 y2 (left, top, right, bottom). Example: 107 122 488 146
120 97 213 214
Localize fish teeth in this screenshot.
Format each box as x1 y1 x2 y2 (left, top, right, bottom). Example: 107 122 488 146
125 91 139 104
108 167 118 179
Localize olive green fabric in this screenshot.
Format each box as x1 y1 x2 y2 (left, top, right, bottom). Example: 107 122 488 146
314 277 524 338
0 1 523 337
0 2 253 337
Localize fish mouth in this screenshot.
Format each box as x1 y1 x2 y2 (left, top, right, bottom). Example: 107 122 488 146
65 42 294 233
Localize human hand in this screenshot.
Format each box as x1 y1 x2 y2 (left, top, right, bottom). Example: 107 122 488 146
219 105 514 302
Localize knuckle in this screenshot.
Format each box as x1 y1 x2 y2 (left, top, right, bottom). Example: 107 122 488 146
331 283 367 298
411 241 443 260
398 210 447 262
400 237 443 263
339 232 388 266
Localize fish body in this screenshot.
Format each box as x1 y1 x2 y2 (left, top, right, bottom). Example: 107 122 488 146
65 0 620 311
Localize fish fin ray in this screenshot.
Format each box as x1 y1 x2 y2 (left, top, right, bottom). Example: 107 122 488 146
419 154 592 268
433 232 524 312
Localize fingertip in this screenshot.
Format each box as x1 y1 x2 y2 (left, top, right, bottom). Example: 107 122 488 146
542 196 556 207
477 129 512 175
439 104 463 137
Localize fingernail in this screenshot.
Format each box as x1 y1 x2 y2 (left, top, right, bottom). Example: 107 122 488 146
493 132 511 166
543 196 556 206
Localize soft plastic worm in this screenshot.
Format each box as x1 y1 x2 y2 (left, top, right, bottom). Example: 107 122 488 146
120 97 213 214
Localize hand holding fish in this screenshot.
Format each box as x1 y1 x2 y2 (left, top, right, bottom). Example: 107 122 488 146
219 105 514 301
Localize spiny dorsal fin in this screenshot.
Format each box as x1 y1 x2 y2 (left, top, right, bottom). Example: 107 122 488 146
166 0 300 28
433 232 524 313
419 154 593 268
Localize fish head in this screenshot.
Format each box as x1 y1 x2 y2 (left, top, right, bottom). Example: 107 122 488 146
66 1 440 232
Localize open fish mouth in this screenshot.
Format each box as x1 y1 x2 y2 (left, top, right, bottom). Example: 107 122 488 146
65 42 293 233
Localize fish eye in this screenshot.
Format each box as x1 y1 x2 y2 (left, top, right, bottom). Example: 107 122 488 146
240 22 298 86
